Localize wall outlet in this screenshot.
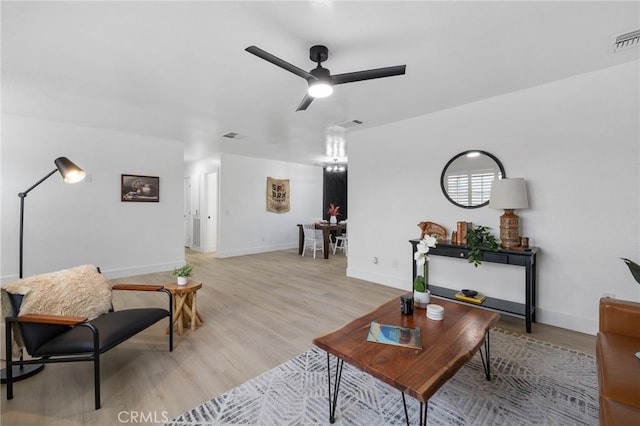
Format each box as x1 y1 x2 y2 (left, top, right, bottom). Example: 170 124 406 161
602 292 615 299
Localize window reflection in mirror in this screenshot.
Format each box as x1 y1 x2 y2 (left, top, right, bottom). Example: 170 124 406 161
440 151 505 209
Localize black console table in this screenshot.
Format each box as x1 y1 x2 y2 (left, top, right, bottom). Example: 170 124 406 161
410 239 538 333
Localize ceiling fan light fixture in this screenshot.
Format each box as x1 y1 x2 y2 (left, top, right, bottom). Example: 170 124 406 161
245 44 406 110
308 80 333 98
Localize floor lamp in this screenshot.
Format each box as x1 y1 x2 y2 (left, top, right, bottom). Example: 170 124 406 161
0 156 86 384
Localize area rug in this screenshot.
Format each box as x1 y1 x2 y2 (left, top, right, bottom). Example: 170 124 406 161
167 328 598 425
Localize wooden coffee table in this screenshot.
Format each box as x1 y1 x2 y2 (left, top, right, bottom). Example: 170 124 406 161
313 297 499 425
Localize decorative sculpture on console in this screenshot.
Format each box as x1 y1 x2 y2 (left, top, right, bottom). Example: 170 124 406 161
417 221 447 242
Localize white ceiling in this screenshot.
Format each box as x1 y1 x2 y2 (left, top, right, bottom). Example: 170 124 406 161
2 1 639 166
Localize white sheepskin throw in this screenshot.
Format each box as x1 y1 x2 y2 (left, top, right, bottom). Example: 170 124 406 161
1 264 112 320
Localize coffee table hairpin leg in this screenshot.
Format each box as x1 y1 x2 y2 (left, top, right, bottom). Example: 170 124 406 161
326 353 344 424
325 331 492 425
399 331 492 426
401 393 428 426
478 331 492 381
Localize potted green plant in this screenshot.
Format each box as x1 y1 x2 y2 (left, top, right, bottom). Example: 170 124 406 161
466 226 499 267
413 234 438 307
172 264 193 285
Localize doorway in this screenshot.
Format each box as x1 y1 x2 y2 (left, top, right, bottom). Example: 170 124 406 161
204 172 218 252
323 169 347 221
184 177 192 247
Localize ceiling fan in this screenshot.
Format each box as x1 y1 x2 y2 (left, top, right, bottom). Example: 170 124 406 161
245 45 406 111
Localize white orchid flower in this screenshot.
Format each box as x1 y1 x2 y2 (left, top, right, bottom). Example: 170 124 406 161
417 244 430 254
415 235 437 267
415 235 437 265
423 235 438 247
417 235 437 252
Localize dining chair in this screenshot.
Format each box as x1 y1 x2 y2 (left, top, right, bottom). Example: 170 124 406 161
333 233 348 255
311 219 325 241
302 223 322 259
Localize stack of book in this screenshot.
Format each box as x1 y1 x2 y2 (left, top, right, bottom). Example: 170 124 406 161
454 291 486 304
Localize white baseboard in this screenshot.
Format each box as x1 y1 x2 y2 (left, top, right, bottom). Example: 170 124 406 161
0 261 184 284
535 307 597 336
100 261 185 280
346 267 412 292
0 274 20 284
187 245 214 254
217 243 297 258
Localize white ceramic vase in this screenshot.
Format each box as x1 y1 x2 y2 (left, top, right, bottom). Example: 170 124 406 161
413 290 431 308
177 276 188 285
330 215 337 224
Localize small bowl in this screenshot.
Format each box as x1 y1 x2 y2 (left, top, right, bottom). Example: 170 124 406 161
461 289 478 297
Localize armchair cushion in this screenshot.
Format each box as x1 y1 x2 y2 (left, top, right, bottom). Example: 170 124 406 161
1 264 112 319
1 265 112 352
596 332 640 409
596 298 640 425
599 298 640 338
32 308 169 356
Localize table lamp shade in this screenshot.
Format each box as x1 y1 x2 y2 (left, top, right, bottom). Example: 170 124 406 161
489 178 529 210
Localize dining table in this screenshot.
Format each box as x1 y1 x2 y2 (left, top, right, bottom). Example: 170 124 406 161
297 222 347 259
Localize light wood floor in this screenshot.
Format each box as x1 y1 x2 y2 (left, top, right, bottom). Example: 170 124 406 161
1 249 595 425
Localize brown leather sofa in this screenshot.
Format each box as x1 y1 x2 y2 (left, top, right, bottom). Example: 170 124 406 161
596 298 640 425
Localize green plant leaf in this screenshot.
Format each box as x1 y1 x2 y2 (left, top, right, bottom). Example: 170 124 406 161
621 258 640 285
172 264 193 277
466 226 499 267
413 275 426 292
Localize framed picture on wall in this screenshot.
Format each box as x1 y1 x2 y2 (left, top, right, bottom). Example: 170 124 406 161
121 174 159 202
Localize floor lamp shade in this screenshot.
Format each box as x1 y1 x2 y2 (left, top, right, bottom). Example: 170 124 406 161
489 178 529 249
54 157 86 183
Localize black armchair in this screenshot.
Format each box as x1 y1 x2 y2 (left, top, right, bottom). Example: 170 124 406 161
4 281 173 410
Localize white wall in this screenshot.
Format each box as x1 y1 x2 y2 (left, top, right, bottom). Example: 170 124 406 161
217 153 323 257
348 61 640 335
1 115 185 281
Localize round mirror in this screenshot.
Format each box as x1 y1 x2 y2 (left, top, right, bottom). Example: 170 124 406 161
440 150 506 209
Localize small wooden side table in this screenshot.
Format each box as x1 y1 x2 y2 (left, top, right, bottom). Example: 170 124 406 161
164 281 203 335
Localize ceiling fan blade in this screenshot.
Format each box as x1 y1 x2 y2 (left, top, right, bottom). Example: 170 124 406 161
296 93 314 111
332 65 406 85
245 46 317 81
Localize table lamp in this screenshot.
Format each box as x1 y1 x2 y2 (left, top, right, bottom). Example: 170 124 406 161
489 178 529 249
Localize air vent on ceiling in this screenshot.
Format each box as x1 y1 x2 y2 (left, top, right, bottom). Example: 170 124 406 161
221 132 242 139
614 29 640 52
335 119 363 129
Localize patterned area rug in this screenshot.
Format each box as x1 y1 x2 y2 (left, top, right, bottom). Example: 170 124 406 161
167 328 598 425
